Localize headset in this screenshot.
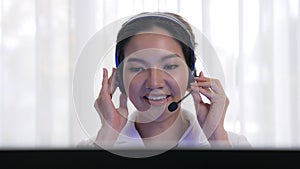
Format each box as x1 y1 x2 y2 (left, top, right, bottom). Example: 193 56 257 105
115 12 196 93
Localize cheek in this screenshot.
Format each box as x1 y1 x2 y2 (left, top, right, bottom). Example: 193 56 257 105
167 67 190 95
123 72 144 95
124 73 150 111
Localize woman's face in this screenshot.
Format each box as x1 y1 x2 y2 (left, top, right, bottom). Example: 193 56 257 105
122 30 189 121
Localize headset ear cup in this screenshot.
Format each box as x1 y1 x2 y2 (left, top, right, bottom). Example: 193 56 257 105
187 70 195 88
116 67 126 93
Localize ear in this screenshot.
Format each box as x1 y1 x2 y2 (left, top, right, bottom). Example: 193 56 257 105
116 67 126 94
187 70 196 89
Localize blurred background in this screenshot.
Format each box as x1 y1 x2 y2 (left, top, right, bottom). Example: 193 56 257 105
0 0 299 148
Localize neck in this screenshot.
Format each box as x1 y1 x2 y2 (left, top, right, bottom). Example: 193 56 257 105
135 109 189 148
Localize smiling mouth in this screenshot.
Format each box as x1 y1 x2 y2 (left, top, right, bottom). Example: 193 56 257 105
144 95 168 100
143 95 172 105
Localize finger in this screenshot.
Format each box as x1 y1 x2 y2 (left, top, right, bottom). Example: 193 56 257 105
191 82 213 100
194 81 212 88
197 71 207 80
190 84 201 112
200 71 204 78
209 79 225 94
197 72 213 83
194 77 207 82
198 72 227 138
194 81 219 93
194 77 224 94
118 93 128 119
108 68 117 95
99 68 109 97
119 93 128 110
198 86 214 99
191 83 202 103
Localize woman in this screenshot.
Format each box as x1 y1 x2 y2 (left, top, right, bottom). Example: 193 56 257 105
92 12 250 149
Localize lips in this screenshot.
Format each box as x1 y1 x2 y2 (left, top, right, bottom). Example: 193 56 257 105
143 94 171 106
145 95 167 100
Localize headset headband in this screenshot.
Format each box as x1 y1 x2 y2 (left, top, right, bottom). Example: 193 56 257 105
115 12 195 71
122 12 193 39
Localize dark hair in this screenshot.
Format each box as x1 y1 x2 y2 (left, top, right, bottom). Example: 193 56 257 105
115 12 197 73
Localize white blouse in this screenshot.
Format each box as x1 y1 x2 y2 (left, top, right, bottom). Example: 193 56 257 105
78 109 251 150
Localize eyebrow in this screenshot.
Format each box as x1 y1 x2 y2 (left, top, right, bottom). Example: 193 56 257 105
126 54 181 63
161 54 180 62
126 57 146 64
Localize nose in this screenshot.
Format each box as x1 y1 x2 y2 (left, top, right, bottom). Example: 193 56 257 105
145 68 165 89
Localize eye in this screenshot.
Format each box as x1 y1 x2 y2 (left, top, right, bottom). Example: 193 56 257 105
128 67 145 72
163 64 179 70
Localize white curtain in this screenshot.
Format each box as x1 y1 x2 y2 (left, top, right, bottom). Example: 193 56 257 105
0 0 299 148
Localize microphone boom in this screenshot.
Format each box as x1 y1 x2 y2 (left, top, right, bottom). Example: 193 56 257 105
168 91 192 112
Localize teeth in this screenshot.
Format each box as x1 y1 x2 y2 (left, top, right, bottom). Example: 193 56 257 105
146 95 167 101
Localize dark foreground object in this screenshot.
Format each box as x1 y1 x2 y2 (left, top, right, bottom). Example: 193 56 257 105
0 149 299 168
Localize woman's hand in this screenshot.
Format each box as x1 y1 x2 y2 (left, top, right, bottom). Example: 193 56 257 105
94 68 128 146
191 71 230 146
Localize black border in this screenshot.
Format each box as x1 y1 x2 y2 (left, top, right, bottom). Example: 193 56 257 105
0 149 299 168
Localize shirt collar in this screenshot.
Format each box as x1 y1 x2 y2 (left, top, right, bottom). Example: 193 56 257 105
114 109 210 149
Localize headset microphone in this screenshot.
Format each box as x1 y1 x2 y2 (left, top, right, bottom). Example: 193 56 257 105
168 91 192 112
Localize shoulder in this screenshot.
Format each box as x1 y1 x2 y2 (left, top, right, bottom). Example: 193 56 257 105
227 131 252 148
76 138 100 149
